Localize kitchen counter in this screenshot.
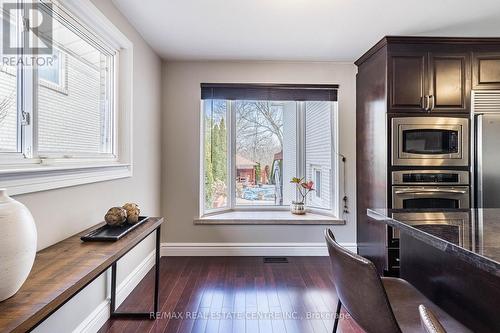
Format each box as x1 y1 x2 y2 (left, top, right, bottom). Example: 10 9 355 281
367 208 500 333
368 208 500 276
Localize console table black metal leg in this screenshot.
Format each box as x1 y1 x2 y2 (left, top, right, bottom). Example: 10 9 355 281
110 226 161 320
154 226 161 314
110 262 117 314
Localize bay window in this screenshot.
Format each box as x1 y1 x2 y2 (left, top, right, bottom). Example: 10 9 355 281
200 84 339 216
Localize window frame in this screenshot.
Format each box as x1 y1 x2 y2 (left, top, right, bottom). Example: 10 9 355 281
200 98 340 218
0 0 134 195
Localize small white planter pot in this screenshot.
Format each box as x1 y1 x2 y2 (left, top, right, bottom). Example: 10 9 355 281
290 201 306 215
0 189 37 301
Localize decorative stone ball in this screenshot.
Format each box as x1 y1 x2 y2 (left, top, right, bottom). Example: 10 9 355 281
105 207 127 226
123 203 140 224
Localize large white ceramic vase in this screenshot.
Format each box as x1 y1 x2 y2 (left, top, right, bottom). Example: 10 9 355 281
0 189 37 301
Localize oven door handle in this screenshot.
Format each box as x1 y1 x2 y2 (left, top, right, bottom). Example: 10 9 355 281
394 189 468 195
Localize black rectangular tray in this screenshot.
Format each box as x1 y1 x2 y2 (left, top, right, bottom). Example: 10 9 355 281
81 216 150 242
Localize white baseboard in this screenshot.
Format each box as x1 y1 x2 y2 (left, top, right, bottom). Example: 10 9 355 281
74 251 156 333
115 250 156 306
161 242 357 257
73 300 109 333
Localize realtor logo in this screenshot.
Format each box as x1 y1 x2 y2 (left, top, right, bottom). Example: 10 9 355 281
2 1 53 55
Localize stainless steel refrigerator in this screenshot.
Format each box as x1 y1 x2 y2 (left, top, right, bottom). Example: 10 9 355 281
473 91 500 208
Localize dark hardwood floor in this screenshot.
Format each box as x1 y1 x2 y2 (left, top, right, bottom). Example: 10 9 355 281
99 257 365 333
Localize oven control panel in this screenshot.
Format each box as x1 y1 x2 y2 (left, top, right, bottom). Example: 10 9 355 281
392 170 469 186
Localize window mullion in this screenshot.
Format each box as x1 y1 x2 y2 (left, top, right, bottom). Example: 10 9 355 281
16 70 23 153
20 3 34 160
229 100 235 210
199 100 206 215
20 66 33 159
331 102 340 216
296 101 306 202
15 2 23 154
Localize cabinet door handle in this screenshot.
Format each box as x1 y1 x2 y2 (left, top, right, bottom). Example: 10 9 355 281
423 95 430 111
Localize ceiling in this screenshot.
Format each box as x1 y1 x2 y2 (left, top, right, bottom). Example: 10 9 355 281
112 0 500 62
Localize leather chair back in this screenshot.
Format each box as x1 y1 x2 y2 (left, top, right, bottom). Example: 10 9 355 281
419 305 447 333
325 229 401 333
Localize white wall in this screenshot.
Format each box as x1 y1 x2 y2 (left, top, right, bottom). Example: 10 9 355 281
162 61 357 245
9 0 163 331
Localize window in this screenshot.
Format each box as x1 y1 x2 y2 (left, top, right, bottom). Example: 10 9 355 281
203 99 229 210
305 101 333 210
234 100 290 207
36 8 114 156
0 0 133 195
0 3 20 153
1 2 114 158
38 49 66 91
314 169 322 198
201 84 339 215
0 62 18 153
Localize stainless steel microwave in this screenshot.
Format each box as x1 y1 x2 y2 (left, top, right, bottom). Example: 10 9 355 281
392 117 469 166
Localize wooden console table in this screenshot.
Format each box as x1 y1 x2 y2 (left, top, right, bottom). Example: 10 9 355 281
0 217 163 333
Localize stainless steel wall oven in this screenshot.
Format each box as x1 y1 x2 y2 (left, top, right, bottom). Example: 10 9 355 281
392 170 470 209
392 186 470 209
390 170 470 243
390 212 471 248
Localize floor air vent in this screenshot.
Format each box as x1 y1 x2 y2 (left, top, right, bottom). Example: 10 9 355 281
263 257 289 264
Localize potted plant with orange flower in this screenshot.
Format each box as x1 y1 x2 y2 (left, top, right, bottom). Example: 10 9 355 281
290 177 315 215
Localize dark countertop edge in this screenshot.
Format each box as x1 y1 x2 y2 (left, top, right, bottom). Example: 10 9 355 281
367 209 500 276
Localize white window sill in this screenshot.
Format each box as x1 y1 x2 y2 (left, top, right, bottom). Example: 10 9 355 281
0 163 132 196
194 210 345 225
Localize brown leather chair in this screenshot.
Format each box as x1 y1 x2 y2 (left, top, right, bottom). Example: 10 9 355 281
324 229 471 333
419 305 447 333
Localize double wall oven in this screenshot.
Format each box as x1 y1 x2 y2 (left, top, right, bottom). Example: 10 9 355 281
387 117 470 275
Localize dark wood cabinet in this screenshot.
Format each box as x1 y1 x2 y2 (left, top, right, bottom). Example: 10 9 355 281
429 53 470 112
355 36 500 275
389 54 427 112
473 52 500 89
388 50 470 113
